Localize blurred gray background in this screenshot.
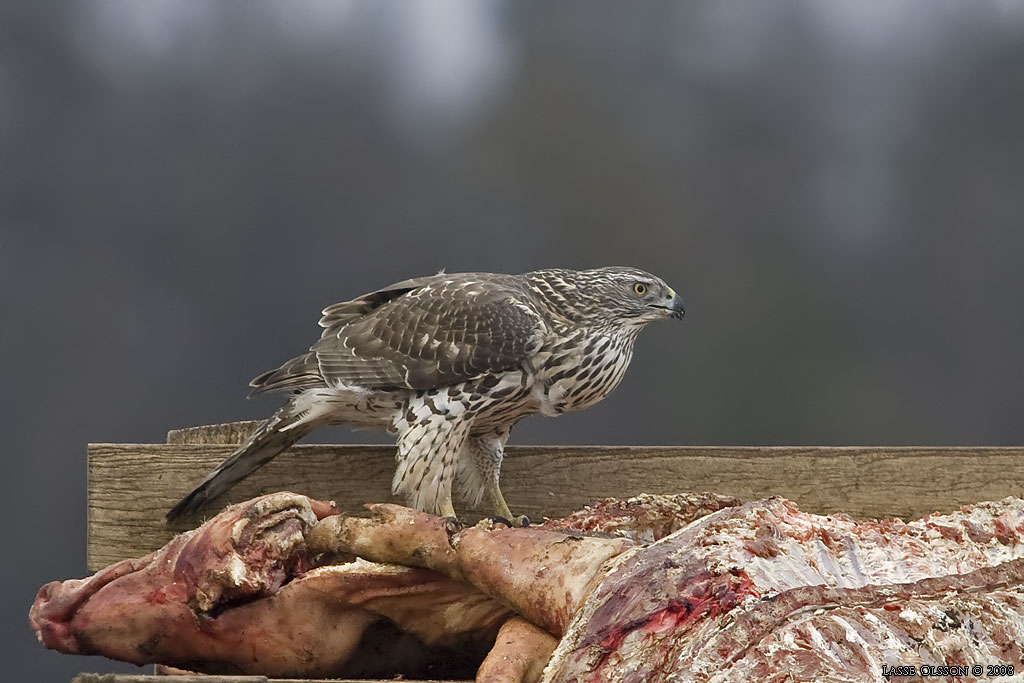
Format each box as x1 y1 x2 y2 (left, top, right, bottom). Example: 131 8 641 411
5 0 1024 678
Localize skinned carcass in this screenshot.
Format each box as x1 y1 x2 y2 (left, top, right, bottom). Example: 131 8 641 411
30 492 510 678
313 496 1024 682
28 492 742 679
32 492 1024 681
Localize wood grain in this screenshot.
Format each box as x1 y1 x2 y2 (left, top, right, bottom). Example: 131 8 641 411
166 421 264 446
88 426 1024 570
74 675 462 683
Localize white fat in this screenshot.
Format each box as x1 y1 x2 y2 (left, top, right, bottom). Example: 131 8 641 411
690 498 1024 598
307 558 410 576
225 553 248 585
898 608 928 627
832 613 873 652
806 622 846 667
814 538 848 588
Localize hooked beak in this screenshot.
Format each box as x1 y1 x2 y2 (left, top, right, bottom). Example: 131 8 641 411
667 294 685 319
649 292 685 320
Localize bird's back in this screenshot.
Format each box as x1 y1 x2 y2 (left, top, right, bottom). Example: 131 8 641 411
251 271 543 396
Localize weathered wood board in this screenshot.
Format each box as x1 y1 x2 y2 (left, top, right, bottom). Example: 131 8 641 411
87 423 1024 570
74 675 461 683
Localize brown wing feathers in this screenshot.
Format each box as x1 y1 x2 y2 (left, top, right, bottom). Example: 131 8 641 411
250 274 543 395
314 278 542 391
248 354 322 396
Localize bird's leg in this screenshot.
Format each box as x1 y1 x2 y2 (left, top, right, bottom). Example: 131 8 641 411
440 495 457 519
461 431 530 527
487 484 529 528
392 412 468 521
487 485 514 521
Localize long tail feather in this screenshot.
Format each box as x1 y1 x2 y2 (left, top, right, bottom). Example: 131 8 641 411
166 407 316 521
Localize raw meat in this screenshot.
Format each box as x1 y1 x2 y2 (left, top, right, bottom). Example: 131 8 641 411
30 492 509 678
548 497 1024 682
539 492 743 542
477 617 559 683
315 496 1024 682
33 492 1024 681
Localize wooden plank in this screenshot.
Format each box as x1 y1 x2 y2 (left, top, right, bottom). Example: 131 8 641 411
76 675 272 683
76 676 270 683
166 421 264 446
74 675 462 683
88 433 1024 570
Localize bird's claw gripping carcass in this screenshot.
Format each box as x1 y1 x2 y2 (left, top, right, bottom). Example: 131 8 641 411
32 491 1024 681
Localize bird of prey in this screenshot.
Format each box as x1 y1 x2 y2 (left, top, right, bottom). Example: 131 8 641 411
167 267 685 524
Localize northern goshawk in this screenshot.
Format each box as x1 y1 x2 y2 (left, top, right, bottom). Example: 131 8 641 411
167 267 685 523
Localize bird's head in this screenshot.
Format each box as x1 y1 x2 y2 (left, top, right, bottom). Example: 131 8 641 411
531 266 685 327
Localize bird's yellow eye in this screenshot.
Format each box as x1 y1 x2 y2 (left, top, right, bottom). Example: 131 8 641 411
633 282 648 296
